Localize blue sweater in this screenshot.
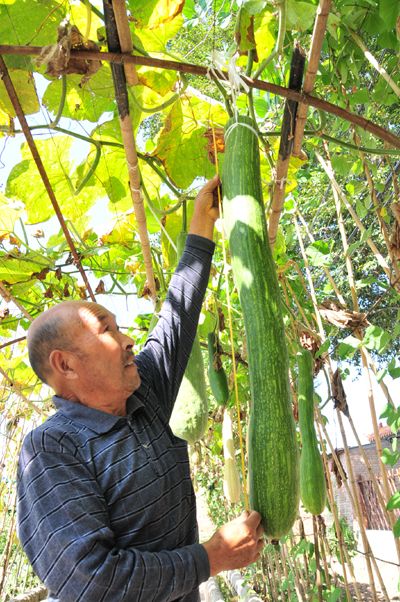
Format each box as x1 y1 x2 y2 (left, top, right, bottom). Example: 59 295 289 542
17 235 214 602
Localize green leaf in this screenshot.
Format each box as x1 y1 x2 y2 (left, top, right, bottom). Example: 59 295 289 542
0 70 39 117
378 0 399 30
306 240 332 267
0 193 22 235
133 15 184 53
337 335 361 360
43 67 115 123
0 253 53 284
362 324 390 354
0 0 66 46
350 89 369 105
129 0 185 29
331 153 355 176
387 491 400 511
152 97 226 188
315 339 330 358
253 10 275 58
286 0 316 32
355 199 368 219
381 448 400 467
6 137 97 225
393 517 400 538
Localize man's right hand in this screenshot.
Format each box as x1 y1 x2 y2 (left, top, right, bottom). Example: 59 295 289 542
202 510 264 576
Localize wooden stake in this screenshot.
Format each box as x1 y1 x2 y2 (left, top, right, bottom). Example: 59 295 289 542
112 0 138 85
268 44 306 248
102 1 156 301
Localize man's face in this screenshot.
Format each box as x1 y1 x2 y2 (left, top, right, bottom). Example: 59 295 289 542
69 304 141 413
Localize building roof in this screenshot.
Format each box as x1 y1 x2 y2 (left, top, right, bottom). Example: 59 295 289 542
367 422 393 442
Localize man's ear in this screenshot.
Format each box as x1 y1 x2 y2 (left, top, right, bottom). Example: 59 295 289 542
48 349 79 380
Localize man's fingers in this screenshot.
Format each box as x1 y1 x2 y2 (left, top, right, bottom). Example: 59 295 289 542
246 510 263 529
199 174 221 194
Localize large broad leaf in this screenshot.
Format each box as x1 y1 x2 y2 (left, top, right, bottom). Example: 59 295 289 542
0 193 22 235
362 324 390 354
90 118 132 211
6 136 97 224
69 2 104 41
161 200 195 268
132 14 184 53
152 96 227 188
0 69 39 117
0 251 53 284
235 1 265 55
129 0 184 29
136 67 177 96
306 241 332 267
0 0 65 46
253 9 275 58
286 0 316 32
43 66 115 123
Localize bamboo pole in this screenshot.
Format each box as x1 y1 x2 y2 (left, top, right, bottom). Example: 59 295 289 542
336 410 378 600
296 209 396 409
292 0 332 156
322 143 400 563
103 0 156 301
316 150 393 283
317 429 364 602
315 419 355 602
316 517 332 590
358 149 400 280
294 215 390 596
112 0 138 85
312 516 323 602
1 45 400 148
349 31 400 98
295 208 346 304
281 543 307 601
268 44 305 247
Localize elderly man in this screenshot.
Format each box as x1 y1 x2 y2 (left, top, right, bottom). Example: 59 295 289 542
17 176 264 602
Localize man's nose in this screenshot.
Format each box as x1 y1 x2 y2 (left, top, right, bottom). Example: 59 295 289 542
121 333 135 350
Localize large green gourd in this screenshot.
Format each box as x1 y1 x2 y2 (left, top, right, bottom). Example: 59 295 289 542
222 115 299 538
298 349 326 515
169 230 208 444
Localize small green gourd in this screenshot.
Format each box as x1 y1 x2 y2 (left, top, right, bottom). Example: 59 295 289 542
169 229 208 444
207 331 229 406
298 348 326 515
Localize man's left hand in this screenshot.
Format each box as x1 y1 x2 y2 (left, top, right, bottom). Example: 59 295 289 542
189 175 221 240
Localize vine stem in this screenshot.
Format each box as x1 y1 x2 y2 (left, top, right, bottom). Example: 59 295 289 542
1 44 399 148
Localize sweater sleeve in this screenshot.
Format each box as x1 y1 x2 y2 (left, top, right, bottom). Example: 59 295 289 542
136 234 215 420
17 434 210 602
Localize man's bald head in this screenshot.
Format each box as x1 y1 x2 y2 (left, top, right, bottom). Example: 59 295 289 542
27 301 91 384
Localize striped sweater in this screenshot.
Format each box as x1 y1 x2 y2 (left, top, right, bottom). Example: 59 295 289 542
17 234 214 602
